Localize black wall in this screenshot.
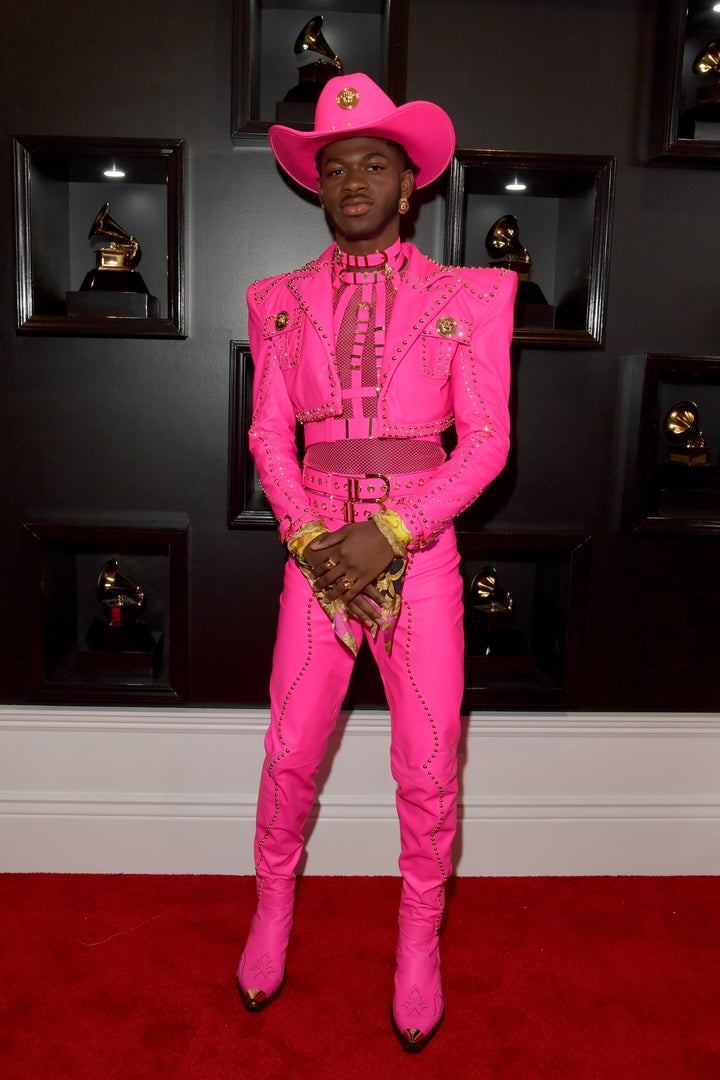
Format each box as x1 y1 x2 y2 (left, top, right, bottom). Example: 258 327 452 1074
2 0 719 709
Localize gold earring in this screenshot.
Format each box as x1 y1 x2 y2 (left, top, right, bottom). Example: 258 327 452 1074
398 196 410 214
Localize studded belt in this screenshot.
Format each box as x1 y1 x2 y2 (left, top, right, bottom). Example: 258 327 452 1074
302 467 433 523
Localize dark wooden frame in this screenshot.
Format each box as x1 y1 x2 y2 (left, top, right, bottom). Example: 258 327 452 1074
231 0 409 142
228 341 278 527
13 135 185 337
444 150 616 349
23 519 190 704
457 531 591 709
649 0 720 166
628 353 720 536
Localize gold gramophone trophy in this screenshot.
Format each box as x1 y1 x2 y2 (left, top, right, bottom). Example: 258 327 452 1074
276 15 344 123
656 399 719 518
485 215 554 328
86 559 157 654
468 565 528 658
679 40 720 139
66 203 160 318
693 41 720 106
486 215 532 275
80 203 149 293
663 401 709 467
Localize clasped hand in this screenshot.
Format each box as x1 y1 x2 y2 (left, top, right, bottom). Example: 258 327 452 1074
305 521 394 628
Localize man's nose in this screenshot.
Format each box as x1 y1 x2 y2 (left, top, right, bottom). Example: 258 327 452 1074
343 168 367 190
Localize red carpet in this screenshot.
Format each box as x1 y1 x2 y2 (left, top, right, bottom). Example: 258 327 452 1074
1 874 720 1079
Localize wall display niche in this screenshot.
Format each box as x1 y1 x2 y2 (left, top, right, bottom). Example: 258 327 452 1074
627 353 720 535
650 0 720 165
444 150 615 349
23 520 189 704
231 0 409 142
228 341 278 527
457 532 590 708
13 136 185 337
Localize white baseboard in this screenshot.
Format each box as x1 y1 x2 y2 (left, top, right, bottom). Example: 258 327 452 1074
2 706 720 875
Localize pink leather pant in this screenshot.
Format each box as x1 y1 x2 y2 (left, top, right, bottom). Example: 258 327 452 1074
253 524 464 927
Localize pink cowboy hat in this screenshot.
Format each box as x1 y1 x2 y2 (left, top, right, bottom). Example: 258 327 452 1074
268 72 456 192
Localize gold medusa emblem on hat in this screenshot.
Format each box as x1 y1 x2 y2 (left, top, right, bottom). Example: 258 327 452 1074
336 86 360 110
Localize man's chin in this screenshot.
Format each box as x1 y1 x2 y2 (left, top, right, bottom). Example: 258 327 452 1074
335 220 392 246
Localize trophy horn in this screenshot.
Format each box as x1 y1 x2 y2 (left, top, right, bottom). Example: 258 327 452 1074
89 203 141 268
293 15 343 71
485 215 526 258
96 559 145 609
693 41 720 78
664 401 701 441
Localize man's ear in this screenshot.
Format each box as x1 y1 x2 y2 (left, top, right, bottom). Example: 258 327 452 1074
400 169 415 199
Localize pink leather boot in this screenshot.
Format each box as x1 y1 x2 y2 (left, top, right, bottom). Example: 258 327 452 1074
236 557 353 1012
387 707 457 1051
391 903 445 1051
387 695 458 1051
236 876 295 1011
365 525 462 1051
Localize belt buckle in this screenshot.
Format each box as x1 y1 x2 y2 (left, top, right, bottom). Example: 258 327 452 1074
343 474 391 523
365 473 391 507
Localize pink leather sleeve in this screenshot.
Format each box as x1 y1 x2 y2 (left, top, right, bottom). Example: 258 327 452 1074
246 287 319 543
389 269 517 546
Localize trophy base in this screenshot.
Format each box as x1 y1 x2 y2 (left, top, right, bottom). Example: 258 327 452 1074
66 291 161 318
86 617 157 652
468 613 530 659
514 302 556 329
656 462 720 518
494 274 555 328
78 627 164 679
275 100 316 124
477 631 529 654
278 60 338 121
696 87 720 107
656 462 718 484
515 282 555 328
667 447 710 466
78 268 149 293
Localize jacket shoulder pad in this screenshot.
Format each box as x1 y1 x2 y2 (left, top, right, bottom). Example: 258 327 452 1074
247 253 332 306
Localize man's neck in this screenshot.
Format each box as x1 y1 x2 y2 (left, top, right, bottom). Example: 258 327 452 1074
335 229 401 257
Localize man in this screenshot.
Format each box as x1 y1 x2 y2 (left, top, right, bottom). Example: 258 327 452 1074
237 72 516 1052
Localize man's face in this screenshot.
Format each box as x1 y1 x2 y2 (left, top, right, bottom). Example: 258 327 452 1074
316 137 414 254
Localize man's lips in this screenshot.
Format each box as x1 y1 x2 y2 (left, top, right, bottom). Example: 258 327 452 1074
341 200 372 216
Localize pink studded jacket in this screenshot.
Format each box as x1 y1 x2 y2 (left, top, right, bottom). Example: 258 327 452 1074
247 242 517 548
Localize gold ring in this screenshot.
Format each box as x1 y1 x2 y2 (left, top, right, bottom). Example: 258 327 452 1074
322 557 336 571
341 576 353 591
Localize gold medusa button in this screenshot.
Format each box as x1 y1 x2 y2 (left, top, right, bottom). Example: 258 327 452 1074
436 316 457 337
275 311 290 330
337 87 360 110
